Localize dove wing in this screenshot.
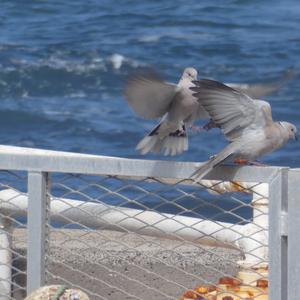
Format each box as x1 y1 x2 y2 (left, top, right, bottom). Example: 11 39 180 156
191 79 273 141
124 74 179 119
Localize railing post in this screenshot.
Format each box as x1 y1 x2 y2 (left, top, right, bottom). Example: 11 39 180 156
287 169 300 300
269 168 288 300
27 171 49 294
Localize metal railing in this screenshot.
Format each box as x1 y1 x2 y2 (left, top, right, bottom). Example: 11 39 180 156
0 145 297 300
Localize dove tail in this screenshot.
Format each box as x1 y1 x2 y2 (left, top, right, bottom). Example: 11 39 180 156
136 123 188 156
191 144 236 181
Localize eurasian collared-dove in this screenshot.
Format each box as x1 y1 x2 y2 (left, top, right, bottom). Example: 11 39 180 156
124 68 295 156
190 79 297 180
124 67 205 156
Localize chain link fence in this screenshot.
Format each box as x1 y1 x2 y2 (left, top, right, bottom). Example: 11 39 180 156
2 174 268 299
0 146 294 300
0 171 27 299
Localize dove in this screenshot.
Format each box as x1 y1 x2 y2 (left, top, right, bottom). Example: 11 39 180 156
124 68 296 157
190 79 297 180
124 67 208 156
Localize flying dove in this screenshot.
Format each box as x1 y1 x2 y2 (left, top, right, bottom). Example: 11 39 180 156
124 67 207 156
190 79 297 180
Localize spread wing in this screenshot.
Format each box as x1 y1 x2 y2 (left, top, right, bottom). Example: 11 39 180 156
227 83 282 99
191 79 273 141
124 73 179 119
226 68 297 98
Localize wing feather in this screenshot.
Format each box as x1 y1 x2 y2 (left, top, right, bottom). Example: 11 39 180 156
191 79 273 140
124 73 178 119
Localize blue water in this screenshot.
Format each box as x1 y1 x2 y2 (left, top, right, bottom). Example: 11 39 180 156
1 0 300 168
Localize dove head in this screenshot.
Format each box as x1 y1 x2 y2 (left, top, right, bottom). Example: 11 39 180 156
280 121 298 140
182 67 198 80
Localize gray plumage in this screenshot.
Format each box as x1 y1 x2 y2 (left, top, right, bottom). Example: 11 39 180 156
124 67 295 157
190 79 297 180
124 67 206 156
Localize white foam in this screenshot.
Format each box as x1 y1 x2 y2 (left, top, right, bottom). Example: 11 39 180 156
108 53 145 69
9 55 107 74
109 53 125 69
139 35 161 43
67 91 87 98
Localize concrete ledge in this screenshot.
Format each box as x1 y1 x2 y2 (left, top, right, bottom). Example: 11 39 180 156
12 228 242 300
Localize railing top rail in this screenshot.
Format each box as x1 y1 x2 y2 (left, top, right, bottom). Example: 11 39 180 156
0 145 284 182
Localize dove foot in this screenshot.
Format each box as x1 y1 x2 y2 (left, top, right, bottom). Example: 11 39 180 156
190 126 205 133
233 159 267 166
249 161 268 166
203 119 220 131
233 158 249 165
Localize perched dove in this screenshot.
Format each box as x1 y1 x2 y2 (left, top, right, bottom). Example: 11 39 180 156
124 67 208 156
190 79 297 180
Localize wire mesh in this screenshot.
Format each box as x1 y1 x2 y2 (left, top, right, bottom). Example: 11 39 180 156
0 170 27 300
44 173 268 300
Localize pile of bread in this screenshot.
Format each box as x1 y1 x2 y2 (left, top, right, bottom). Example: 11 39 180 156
181 276 268 300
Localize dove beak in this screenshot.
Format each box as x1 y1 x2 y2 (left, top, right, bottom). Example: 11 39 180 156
295 134 298 141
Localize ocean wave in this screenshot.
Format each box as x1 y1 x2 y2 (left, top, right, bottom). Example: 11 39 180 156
1 51 145 73
65 91 87 98
138 32 212 43
0 51 145 98
108 53 146 69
